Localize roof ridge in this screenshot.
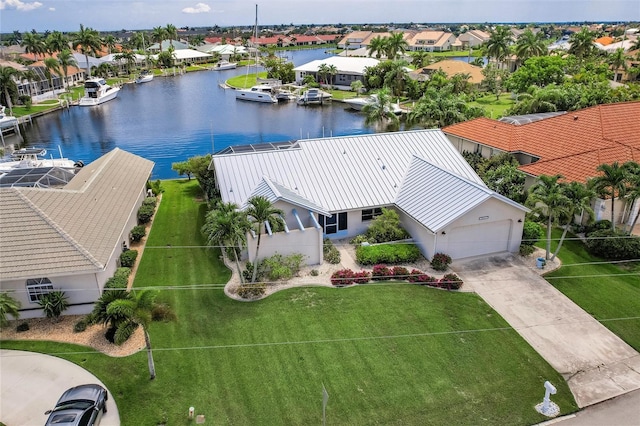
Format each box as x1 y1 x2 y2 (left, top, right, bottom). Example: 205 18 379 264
14 189 104 269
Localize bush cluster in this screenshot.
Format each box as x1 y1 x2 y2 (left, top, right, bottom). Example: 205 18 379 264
519 244 536 256
142 196 157 207
585 229 640 260
104 267 131 290
330 269 355 286
406 270 463 290
119 249 138 268
371 264 393 281
137 204 155 224
243 253 305 282
130 225 146 242
323 239 341 264
430 253 452 271
440 273 464 290
365 209 410 243
355 243 421 265
407 270 438 285
522 221 543 245
237 283 266 299
584 220 612 236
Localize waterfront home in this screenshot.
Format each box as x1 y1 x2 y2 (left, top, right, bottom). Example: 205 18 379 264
294 56 379 89
409 60 485 87
407 31 457 52
210 130 527 265
337 31 373 50
455 29 491 50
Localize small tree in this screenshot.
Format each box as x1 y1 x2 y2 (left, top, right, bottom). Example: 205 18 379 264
0 292 21 327
365 208 410 243
38 290 69 321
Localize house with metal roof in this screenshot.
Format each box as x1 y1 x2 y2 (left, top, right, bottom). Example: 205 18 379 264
210 130 527 265
293 56 380 89
0 148 154 319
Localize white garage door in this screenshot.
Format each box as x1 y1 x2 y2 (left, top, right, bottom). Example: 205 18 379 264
447 220 511 259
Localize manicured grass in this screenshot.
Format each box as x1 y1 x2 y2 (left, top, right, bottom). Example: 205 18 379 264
2 180 578 424
538 229 640 351
468 93 515 119
226 71 268 89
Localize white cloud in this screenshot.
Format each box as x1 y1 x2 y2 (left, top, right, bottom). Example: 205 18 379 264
48 6 54 11
182 2 210 14
0 0 43 11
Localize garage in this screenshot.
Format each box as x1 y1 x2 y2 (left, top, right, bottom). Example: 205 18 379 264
447 220 512 259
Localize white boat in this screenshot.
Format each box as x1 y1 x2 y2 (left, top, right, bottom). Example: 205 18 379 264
135 70 154 83
213 60 237 71
275 88 297 101
0 147 82 176
344 94 402 114
297 88 332 105
0 105 18 129
79 78 120 106
235 84 278 103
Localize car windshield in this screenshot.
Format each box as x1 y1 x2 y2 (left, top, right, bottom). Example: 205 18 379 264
54 400 94 411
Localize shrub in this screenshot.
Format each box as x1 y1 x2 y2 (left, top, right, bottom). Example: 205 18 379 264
148 179 164 196
323 239 341 264
522 221 543 246
242 262 259 282
391 266 409 280
142 196 157 207
407 269 425 283
261 253 305 281
350 234 369 245
120 249 138 268
585 229 640 260
310 269 319 277
365 209 411 243
519 244 536 256
105 267 131 289
585 220 612 236
137 204 155 224
417 274 439 286
352 271 371 284
152 303 177 322
331 269 355 286
237 283 266 299
74 318 88 333
430 253 452 271
38 290 69 320
130 225 146 242
440 273 464 290
16 322 30 332
356 243 421 265
371 264 393 281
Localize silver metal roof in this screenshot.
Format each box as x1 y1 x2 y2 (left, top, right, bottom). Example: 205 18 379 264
212 129 483 213
244 177 331 216
499 111 567 125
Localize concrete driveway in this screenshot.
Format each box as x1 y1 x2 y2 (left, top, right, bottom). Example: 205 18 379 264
0 349 120 426
453 253 640 408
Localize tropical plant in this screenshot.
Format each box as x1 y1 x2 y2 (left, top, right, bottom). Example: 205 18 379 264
55 49 77 92
589 162 629 231
362 87 400 129
384 32 408 60
327 64 338 87
526 174 569 260
550 181 595 260
43 57 61 92
94 62 114 78
317 63 330 85
72 24 102 77
190 34 205 46
0 292 21 328
481 64 509 100
46 31 68 54
350 80 363 95
245 196 284 283
104 34 117 54
165 24 178 48
408 86 484 128
21 32 45 61
367 35 387 59
151 26 167 53
568 27 596 60
38 290 69 321
114 50 137 75
410 51 431 68
514 28 547 63
608 47 628 78
0 65 20 115
383 60 409 97
486 25 513 65
623 162 640 234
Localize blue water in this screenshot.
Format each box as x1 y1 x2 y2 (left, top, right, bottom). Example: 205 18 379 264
15 49 374 179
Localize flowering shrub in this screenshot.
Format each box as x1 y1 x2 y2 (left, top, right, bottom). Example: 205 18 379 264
391 266 409 280
430 252 452 271
331 269 355 286
440 273 463 290
371 264 393 281
352 271 371 284
407 269 424 283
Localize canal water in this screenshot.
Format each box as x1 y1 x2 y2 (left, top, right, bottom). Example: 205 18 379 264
12 49 375 179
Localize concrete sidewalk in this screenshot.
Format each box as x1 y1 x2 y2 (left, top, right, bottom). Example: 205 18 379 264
0 349 120 426
454 253 640 408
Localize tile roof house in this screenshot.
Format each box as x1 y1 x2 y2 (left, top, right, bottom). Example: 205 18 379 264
456 30 491 49
0 149 154 319
407 31 457 52
409 60 485 86
210 130 527 264
442 101 640 227
337 31 373 50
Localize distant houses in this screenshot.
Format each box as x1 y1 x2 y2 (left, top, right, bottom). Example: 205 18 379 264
293 56 380 89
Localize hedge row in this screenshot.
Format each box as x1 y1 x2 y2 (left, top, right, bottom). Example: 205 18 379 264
355 243 421 265
330 266 463 290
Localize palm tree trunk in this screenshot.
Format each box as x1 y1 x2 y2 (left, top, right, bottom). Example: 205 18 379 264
629 204 640 235
84 54 91 78
3 88 13 116
144 328 156 380
611 197 616 231
550 220 571 261
233 245 244 284
545 216 552 260
250 227 262 283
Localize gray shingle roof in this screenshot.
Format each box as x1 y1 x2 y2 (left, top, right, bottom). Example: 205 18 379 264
0 148 154 280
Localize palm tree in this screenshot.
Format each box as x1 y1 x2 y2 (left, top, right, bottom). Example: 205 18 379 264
202 202 251 282
151 27 167 53
362 87 400 130
190 34 205 46
515 29 546 63
410 51 431 68
367 36 387 59
57 49 77 91
408 86 484 128
20 68 38 101
94 62 114 78
72 24 102 78
245 196 284 283
383 60 409 97
46 31 68 54
350 80 363 96
21 32 45 61
104 35 117 54
0 65 20 116
526 174 570 260
114 50 137 75
327 64 338 87
624 170 640 234
385 32 408 60
608 48 628 80
590 162 628 231
0 292 21 328
165 24 178 48
106 289 159 379
317 63 330 85
486 25 513 66
550 181 595 260
43 57 61 92
568 27 596 60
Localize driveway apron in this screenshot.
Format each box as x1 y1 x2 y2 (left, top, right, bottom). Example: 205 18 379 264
453 254 640 408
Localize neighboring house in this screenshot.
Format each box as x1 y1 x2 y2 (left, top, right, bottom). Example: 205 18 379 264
210 130 527 264
456 29 491 49
147 40 191 52
442 101 640 229
409 60 485 87
153 48 212 65
197 44 247 60
407 31 457 52
337 31 373 49
0 148 154 319
293 56 379 89
1 58 83 101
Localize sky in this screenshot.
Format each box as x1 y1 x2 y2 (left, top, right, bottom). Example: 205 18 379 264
1 0 639 33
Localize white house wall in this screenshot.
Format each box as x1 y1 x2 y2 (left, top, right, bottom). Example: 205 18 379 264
397 210 437 260
246 227 323 266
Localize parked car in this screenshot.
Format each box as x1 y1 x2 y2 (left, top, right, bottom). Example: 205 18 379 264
44 384 108 426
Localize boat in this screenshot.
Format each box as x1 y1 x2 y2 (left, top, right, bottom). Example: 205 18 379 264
0 147 82 176
0 105 18 129
344 94 402 114
79 78 120 106
296 88 332 105
275 88 297 102
136 70 154 84
213 60 237 71
236 84 278 103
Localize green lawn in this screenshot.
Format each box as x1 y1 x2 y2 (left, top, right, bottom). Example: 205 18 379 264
226 71 268 89
2 180 578 425
468 93 515 119
539 229 640 351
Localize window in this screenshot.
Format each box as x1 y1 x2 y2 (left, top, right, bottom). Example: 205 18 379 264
319 212 347 235
362 208 383 221
26 278 53 303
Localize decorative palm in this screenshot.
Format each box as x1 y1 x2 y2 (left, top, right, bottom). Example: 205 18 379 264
367 36 386 59
72 24 102 78
0 292 21 328
327 64 338 87
0 65 20 115
383 60 408 97
165 24 178 48
21 32 45 61
151 26 167 53
551 181 595 260
46 31 69 54
568 27 596 60
486 25 513 65
385 32 408 60
362 87 399 130
515 29 546 63
114 50 137 75
43 57 61 92
317 63 330 85
57 49 77 91
590 162 628 231
623 165 640 234
104 35 117 55
526 174 570 260
245 196 284 283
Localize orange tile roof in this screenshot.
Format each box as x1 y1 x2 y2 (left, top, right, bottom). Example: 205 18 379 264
443 101 640 183
595 36 614 46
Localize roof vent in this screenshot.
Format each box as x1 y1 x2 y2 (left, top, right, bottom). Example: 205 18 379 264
573 115 578 120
